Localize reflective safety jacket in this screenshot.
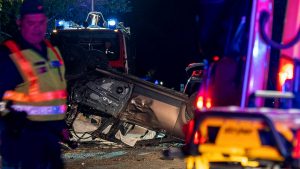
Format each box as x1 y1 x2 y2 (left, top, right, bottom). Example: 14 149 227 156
2 40 67 121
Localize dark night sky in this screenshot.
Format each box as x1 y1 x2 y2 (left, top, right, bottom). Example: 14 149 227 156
126 0 201 90
122 0 286 91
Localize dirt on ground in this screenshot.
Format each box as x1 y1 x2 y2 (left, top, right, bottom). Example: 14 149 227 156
63 142 186 169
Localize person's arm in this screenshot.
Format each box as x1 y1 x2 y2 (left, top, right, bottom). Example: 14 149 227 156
0 45 23 116
0 45 28 137
0 45 23 99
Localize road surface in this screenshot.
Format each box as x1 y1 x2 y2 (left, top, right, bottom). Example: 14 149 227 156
64 142 186 169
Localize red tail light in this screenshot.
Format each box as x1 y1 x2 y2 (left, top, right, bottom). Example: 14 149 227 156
183 119 206 145
278 57 294 91
206 98 212 108
293 130 300 158
193 130 206 145
213 55 220 62
193 131 200 144
183 119 195 143
196 96 212 110
196 96 204 109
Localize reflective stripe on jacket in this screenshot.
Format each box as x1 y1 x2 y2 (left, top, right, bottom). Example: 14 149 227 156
2 40 67 121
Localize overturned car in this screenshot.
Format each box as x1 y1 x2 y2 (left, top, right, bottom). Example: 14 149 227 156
65 68 194 146
50 13 195 146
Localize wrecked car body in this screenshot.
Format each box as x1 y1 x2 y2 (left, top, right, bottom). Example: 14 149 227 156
65 68 193 146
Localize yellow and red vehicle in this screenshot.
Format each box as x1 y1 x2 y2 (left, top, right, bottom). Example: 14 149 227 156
182 0 300 168
184 107 300 169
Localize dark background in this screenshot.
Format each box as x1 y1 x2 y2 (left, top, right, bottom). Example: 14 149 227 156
126 0 201 90
124 0 286 91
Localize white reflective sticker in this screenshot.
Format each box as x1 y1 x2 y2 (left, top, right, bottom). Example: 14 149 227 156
12 104 66 115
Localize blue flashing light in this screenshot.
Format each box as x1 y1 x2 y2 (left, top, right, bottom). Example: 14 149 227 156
108 19 116 26
107 19 117 29
55 20 65 29
58 20 65 26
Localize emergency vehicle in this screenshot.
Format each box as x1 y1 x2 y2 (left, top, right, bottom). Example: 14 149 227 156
182 0 300 168
50 11 133 76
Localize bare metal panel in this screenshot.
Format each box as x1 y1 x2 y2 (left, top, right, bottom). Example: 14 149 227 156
93 68 192 139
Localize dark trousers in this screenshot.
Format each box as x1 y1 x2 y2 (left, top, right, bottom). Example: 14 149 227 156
0 121 64 169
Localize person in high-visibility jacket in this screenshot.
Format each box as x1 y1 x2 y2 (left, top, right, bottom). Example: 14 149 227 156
0 0 67 168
